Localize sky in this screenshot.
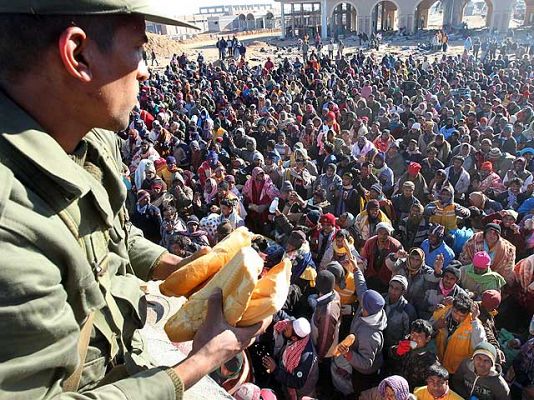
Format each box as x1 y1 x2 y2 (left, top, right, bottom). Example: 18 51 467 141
177 0 275 17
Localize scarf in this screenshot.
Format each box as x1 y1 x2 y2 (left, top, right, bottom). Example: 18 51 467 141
282 336 310 374
464 264 506 288
204 178 218 204
407 248 425 274
439 279 455 297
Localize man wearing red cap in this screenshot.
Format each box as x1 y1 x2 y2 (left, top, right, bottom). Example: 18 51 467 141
394 161 427 203
316 213 338 265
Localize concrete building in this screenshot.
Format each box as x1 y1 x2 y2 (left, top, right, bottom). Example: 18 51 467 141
200 3 280 33
276 0 532 38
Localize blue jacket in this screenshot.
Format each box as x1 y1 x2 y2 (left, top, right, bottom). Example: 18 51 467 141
421 239 455 268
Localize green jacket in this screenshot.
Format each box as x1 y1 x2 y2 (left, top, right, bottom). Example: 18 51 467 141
0 91 181 399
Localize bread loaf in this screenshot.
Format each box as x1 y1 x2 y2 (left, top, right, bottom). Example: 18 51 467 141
331 334 356 357
237 258 291 326
164 246 263 342
160 227 252 297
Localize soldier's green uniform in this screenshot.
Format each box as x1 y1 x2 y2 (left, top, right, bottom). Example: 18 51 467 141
0 88 186 398
0 2 201 398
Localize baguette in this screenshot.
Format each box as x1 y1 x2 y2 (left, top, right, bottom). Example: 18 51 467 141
331 334 356 357
160 227 252 297
164 246 263 342
237 258 291 326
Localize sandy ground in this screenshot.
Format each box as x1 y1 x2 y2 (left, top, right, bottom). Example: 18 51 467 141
149 14 526 70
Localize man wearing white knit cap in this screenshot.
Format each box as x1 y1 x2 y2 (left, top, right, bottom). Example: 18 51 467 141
263 318 319 399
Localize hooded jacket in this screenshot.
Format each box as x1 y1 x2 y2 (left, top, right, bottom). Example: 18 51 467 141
348 269 388 374
450 358 510 400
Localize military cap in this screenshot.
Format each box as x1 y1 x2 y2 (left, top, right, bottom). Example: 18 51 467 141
0 0 199 28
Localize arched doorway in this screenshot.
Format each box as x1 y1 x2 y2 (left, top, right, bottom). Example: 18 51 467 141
522 0 534 25
329 3 358 38
246 13 255 30
372 1 399 32
461 0 492 29
237 14 246 31
415 0 444 31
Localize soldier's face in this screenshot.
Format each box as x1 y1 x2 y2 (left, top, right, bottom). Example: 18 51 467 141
92 16 150 131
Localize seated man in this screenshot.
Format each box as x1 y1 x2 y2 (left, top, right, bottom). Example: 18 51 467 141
459 251 506 299
389 319 439 390
450 342 511 400
413 364 463 400
431 294 487 374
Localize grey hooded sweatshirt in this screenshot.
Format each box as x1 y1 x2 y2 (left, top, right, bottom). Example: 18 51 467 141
450 358 510 400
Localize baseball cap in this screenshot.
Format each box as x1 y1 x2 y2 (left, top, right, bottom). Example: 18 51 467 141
0 0 200 29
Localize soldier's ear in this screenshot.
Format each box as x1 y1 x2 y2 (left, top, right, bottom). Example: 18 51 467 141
58 27 93 83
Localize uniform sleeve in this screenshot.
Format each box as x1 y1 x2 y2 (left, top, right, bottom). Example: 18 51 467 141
0 233 178 400
126 222 167 281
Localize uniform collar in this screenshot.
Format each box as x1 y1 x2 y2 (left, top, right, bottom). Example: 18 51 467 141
0 90 90 199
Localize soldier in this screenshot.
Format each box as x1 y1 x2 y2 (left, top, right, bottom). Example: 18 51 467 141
0 1 270 399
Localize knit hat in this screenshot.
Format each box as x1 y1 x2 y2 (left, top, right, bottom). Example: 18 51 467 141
481 289 501 311
443 265 461 280
408 162 422 176
367 199 380 210
326 261 346 289
378 376 411 400
473 251 491 270
306 210 321 225
390 275 408 291
320 213 336 226
376 222 394 234
287 230 306 250
362 290 385 315
187 215 200 225
316 270 336 295
501 209 518 220
481 161 493 171
489 148 502 159
370 183 383 194
484 223 501 235
429 224 445 239
166 156 177 165
264 245 286 269
233 383 261 400
402 181 415 189
137 190 150 203
292 318 311 338
411 122 421 130
473 342 497 366
280 180 294 193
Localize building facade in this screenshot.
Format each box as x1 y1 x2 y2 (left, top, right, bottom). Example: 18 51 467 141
276 0 528 38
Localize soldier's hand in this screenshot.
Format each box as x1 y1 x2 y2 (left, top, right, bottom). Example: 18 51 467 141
191 288 271 365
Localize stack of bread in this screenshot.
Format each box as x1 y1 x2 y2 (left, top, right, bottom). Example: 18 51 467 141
161 227 292 342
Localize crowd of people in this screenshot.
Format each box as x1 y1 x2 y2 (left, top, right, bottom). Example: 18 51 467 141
121 30 534 400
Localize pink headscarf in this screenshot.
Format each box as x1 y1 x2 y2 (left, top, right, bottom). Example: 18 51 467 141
204 178 218 204
242 167 279 203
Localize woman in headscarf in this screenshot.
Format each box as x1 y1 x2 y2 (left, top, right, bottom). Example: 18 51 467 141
203 177 218 207
359 375 416 400
385 248 441 317
243 167 280 233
